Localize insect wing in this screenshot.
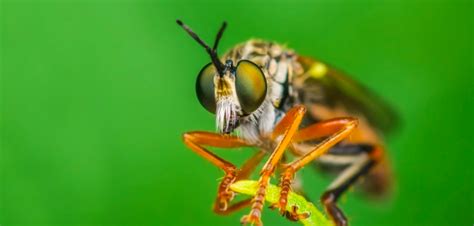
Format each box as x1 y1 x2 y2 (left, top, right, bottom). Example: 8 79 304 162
296 56 399 135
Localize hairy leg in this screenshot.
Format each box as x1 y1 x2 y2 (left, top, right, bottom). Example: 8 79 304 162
183 131 251 211
240 105 306 226
272 118 359 219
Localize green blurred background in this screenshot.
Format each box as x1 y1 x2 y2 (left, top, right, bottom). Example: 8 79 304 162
1 0 472 225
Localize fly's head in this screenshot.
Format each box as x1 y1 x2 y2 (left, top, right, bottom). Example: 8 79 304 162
177 20 267 134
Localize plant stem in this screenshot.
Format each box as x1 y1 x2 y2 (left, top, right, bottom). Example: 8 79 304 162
230 180 333 226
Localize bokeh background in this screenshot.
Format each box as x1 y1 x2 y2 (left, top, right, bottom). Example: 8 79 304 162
1 0 472 225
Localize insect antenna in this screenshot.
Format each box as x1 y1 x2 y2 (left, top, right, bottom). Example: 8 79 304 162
212 21 227 52
176 19 227 76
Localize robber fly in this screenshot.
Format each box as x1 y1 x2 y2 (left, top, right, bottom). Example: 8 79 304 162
178 20 397 226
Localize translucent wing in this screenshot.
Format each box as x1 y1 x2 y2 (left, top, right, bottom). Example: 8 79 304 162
295 56 399 135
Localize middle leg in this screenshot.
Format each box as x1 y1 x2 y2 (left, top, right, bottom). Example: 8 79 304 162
271 117 359 216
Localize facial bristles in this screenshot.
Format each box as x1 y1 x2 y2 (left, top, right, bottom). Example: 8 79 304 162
216 97 239 134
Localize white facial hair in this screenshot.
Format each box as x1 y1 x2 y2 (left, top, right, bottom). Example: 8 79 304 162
216 96 239 134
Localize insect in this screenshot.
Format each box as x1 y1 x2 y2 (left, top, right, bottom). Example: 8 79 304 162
178 20 397 226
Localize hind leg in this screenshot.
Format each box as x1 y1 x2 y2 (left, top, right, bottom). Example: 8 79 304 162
320 145 383 226
288 143 384 226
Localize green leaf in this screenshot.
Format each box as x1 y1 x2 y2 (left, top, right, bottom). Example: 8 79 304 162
230 180 333 226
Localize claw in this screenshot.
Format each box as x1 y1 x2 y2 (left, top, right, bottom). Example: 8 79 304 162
240 213 263 226
214 190 235 211
269 202 286 216
283 205 310 222
214 170 237 212
215 199 228 211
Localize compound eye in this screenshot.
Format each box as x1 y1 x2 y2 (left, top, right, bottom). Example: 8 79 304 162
196 63 216 113
235 60 267 115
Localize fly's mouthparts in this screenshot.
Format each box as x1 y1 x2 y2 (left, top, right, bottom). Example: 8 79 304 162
223 115 238 134
216 98 239 134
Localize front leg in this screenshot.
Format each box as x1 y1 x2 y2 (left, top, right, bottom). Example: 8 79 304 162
183 131 251 212
216 150 267 215
240 105 306 226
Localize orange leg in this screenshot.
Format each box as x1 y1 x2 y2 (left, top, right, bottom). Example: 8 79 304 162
271 117 359 218
240 105 306 226
215 198 253 215
183 131 251 212
236 151 266 181
217 150 267 215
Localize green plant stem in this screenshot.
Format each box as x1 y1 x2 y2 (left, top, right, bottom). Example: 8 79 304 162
230 180 333 226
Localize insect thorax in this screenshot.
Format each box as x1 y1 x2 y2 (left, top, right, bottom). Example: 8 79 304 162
222 40 304 145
